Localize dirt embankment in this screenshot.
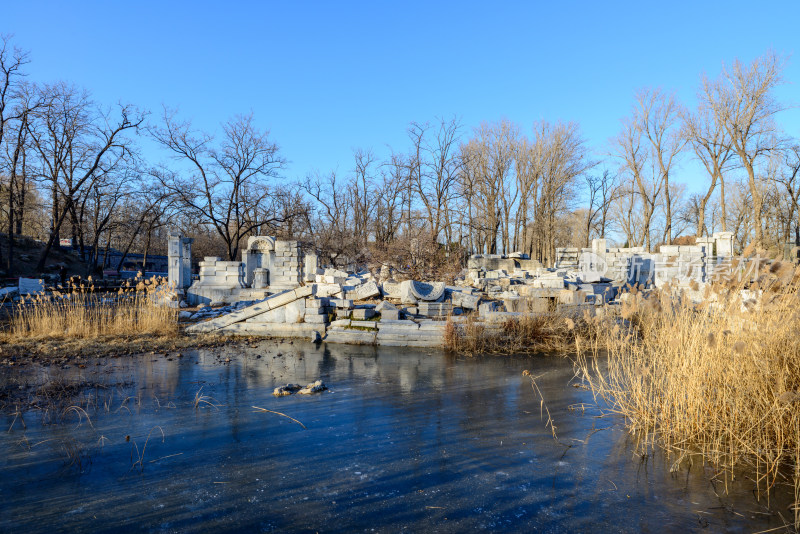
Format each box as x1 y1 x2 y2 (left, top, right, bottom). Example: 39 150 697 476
0 233 92 279
0 332 272 367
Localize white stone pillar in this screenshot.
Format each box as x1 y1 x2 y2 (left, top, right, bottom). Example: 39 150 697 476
713 232 734 257
304 253 319 283
168 235 193 290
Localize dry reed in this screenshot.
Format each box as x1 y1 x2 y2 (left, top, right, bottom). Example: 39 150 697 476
2 277 178 342
445 309 605 355
579 263 800 527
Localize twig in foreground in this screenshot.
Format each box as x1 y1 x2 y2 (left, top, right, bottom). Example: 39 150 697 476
251 406 307 429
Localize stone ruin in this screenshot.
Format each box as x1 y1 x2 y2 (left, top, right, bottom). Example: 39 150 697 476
167 235 318 306
463 233 740 318
167 235 193 292
170 231 751 349
553 232 736 289
241 236 304 291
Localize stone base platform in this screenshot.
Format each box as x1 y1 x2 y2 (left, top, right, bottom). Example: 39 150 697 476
218 322 324 339
324 318 447 348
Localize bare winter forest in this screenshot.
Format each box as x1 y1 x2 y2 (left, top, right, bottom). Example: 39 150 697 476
1 36 798 277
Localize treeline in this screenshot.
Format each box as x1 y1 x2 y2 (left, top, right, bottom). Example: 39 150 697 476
299 51 799 269
1 35 798 278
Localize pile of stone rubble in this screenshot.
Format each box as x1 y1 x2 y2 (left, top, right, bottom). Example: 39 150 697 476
172 233 744 348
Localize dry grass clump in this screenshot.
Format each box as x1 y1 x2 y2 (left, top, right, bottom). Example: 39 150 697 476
580 265 800 527
2 277 178 342
445 309 605 355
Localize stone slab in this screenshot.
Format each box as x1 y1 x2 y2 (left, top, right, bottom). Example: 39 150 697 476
350 320 378 329
417 301 452 317
217 322 322 339
375 332 443 347
316 283 344 298
450 291 480 309
378 319 420 327
304 314 328 324
246 307 285 323
376 324 422 335
347 281 380 301
375 300 398 312
284 299 305 323
324 328 377 345
186 285 313 333
381 281 402 298
380 309 400 321
329 299 353 309
352 308 376 320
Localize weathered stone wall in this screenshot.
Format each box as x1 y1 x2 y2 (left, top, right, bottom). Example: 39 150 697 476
186 256 246 305
555 233 738 288
270 240 302 290
243 236 275 288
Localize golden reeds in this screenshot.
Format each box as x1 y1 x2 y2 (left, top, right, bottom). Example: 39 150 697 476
2 277 178 342
445 309 604 355
579 265 800 527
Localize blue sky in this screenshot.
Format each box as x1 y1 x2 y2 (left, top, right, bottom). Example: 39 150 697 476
4 1 799 194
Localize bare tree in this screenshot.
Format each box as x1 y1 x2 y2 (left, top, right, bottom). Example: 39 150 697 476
152 109 288 261
682 95 735 236
0 36 30 270
703 52 786 249
768 144 800 245
530 121 593 264
512 136 538 252
663 180 690 238
406 122 427 236
416 117 463 244
26 83 144 270
0 35 28 172
107 175 176 273
584 170 619 246
458 119 590 263
459 120 516 254
726 180 752 252
3 84 42 271
613 115 662 250
301 170 359 267
612 182 646 248
636 88 685 244
350 148 376 250
374 153 409 247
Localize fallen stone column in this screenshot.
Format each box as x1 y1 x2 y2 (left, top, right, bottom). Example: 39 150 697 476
186 285 314 333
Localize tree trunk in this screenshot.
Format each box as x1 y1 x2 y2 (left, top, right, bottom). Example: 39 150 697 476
697 203 707 238
103 233 111 270
142 229 152 273
720 174 727 232
36 194 76 271
6 173 14 272
51 184 59 246
664 179 672 244
745 162 763 249
87 232 102 277
643 206 653 251
14 168 24 235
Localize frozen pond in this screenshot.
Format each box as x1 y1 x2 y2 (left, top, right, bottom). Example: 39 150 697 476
0 341 792 532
